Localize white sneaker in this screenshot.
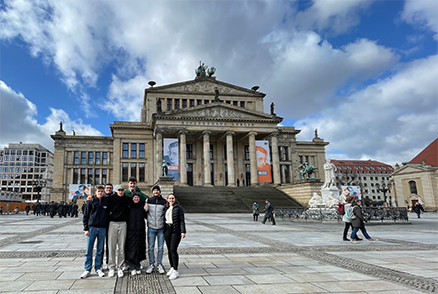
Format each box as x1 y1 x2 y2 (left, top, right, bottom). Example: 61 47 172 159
157 264 165 274
131 269 137 276
108 269 115 277
146 264 154 274
140 265 143 270
118 269 124 278
169 270 179 280
166 267 175 277
136 270 141 275
80 270 90 279
369 238 379 243
96 269 105 277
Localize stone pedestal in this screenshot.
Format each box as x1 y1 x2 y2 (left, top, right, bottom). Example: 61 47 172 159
321 186 340 204
156 176 175 197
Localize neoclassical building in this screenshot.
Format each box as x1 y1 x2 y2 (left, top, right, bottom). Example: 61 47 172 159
50 67 328 202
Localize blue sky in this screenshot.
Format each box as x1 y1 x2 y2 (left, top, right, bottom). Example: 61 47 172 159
1 0 437 165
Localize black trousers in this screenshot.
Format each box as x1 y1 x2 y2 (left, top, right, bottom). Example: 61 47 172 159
164 225 182 271
343 222 353 239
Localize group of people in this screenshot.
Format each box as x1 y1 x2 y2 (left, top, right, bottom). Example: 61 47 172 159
81 177 186 281
252 200 276 225
25 201 79 218
341 196 378 243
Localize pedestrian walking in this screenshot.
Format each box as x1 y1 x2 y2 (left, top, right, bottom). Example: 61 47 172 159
350 199 378 244
261 200 275 225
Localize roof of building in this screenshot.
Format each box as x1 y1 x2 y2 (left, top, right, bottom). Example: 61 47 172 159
408 138 438 167
330 159 394 174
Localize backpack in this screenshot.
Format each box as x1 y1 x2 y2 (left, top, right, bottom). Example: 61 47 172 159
345 206 356 220
337 203 345 215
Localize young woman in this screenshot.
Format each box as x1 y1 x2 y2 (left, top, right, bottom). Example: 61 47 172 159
350 198 378 244
252 202 259 221
342 196 362 241
125 194 147 276
164 193 186 280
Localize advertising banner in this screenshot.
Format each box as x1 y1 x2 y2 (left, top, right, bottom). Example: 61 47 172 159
163 138 179 181
341 186 362 200
69 184 91 200
255 140 272 183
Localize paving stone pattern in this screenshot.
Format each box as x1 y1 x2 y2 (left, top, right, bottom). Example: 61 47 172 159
0 213 437 293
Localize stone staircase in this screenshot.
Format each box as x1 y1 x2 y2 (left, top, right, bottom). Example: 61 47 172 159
173 186 303 213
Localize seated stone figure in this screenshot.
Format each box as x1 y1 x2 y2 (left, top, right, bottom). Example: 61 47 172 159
308 193 322 208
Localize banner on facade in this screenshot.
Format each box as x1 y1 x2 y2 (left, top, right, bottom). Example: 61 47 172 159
69 184 91 200
255 140 272 183
163 138 179 181
341 186 362 200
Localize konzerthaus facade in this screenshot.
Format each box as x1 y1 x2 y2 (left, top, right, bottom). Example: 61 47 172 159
50 68 329 202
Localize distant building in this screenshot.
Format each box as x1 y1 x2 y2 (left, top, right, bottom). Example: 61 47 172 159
391 138 438 210
330 159 394 204
0 143 54 202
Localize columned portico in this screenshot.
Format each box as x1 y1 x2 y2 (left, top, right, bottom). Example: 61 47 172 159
203 131 212 186
271 135 281 185
226 131 235 186
179 130 187 185
249 132 258 186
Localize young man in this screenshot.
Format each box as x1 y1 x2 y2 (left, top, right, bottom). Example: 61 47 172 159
107 185 132 278
81 185 109 279
101 183 115 270
124 177 148 201
145 185 167 274
261 199 276 225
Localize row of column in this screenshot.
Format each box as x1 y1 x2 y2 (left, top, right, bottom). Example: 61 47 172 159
155 130 281 186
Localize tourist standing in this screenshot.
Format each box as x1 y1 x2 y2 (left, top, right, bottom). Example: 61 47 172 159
25 203 30 215
164 193 186 280
412 202 424 218
125 177 148 201
252 202 259 221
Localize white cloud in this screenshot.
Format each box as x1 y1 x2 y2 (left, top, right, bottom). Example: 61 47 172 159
0 80 103 150
401 0 438 40
295 54 438 165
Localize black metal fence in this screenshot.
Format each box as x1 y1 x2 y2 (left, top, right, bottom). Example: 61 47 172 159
274 207 409 222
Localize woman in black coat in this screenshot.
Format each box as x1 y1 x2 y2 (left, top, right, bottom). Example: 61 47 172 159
125 194 147 275
350 199 378 244
164 193 186 280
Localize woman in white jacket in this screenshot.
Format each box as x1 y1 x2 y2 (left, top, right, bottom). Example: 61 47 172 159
342 196 362 241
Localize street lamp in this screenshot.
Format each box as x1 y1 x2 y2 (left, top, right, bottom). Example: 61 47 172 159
376 179 390 204
31 180 46 202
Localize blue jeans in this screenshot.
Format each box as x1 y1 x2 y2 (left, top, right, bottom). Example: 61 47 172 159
351 227 371 240
147 228 164 265
84 227 106 271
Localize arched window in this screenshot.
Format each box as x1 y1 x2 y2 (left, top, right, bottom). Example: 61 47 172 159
409 180 418 194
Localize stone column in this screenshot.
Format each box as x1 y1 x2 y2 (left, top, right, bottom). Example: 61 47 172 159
271 135 281 185
179 130 187 185
249 132 258 186
280 164 285 184
155 130 163 181
226 131 235 186
203 131 212 186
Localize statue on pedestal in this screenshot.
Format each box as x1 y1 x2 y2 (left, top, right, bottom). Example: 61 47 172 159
162 160 169 177
322 159 336 189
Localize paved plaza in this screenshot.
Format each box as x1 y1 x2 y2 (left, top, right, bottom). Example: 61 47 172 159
0 212 437 294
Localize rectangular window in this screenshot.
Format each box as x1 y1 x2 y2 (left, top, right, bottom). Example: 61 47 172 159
182 99 187 108
167 99 172 111
87 169 93 184
28 174 33 179
233 101 238 106
11 150 15 155
139 144 145 158
95 152 101 164
210 144 213 160
80 168 86 184
139 163 145 182
131 163 137 179
21 174 26 179
189 99 195 107
122 163 129 182
73 168 79 184
74 151 79 164
131 143 137 158
23 151 28 155
15 168 21 173
197 99 202 106
174 99 180 109
224 144 227 160
226 101 231 104
280 147 288 161
102 169 107 185
95 169 100 185
240 101 245 107
103 152 108 165
204 100 209 104
186 144 193 159
88 152 94 164
81 152 86 164
244 145 250 160
122 143 129 158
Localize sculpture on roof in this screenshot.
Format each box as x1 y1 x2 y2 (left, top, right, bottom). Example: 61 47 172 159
195 61 215 77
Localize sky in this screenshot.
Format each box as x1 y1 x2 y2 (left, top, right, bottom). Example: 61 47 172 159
0 0 437 166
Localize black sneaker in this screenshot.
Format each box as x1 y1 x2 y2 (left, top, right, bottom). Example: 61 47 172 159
343 238 350 241
355 238 363 241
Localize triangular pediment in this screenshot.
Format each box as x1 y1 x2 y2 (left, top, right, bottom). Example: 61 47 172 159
148 77 265 97
154 103 281 122
392 164 435 176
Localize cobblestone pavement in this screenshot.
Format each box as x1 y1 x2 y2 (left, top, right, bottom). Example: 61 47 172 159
0 212 437 293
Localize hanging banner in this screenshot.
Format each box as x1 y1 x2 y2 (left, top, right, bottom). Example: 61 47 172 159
69 184 91 200
341 186 362 200
163 138 179 181
256 140 272 183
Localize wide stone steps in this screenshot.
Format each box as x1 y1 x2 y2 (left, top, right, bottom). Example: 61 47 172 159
173 186 302 213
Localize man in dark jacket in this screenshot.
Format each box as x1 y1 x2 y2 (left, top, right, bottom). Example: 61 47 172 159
261 200 276 225
412 202 424 218
81 185 109 279
145 185 167 274
107 185 132 278
49 201 57 218
350 199 378 244
25 204 30 215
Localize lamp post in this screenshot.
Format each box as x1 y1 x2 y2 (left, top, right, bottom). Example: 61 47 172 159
32 180 46 202
376 179 390 204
